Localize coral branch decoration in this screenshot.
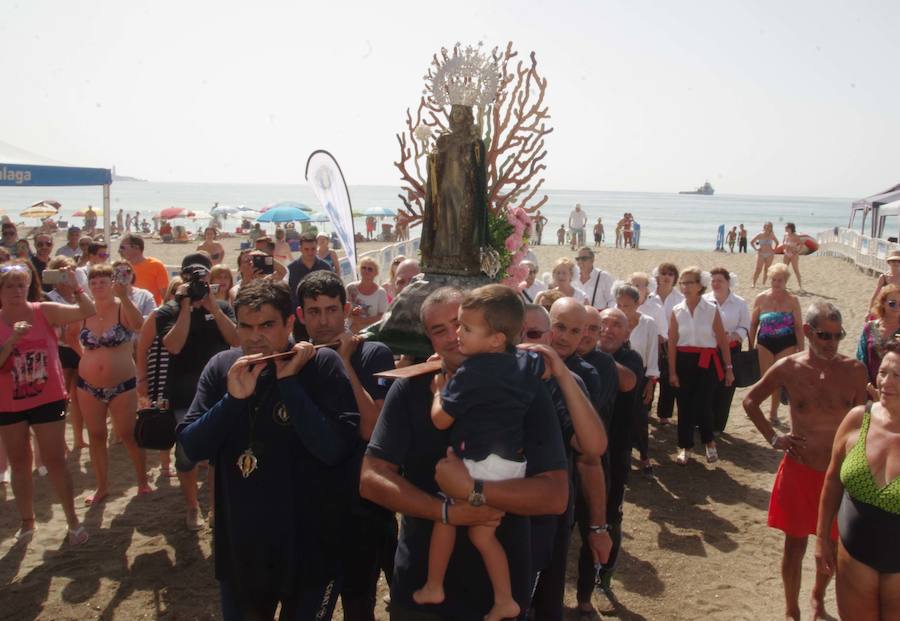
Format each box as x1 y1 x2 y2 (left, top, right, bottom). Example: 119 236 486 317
394 41 552 282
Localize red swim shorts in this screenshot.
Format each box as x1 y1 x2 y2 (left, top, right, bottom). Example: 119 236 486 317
768 455 838 539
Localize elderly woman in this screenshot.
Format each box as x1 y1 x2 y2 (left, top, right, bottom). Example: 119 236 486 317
867 250 900 320
749 263 803 423
535 257 586 304
815 340 900 619
750 222 779 288
209 264 234 304
857 284 900 384
0 261 95 543
615 282 660 473
668 266 734 464
383 255 406 302
73 263 148 504
196 227 225 264
519 260 546 303
704 268 751 432
316 233 340 274
649 262 683 426
347 257 389 333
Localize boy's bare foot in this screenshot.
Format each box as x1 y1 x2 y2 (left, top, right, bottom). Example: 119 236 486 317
412 583 445 605
484 599 520 621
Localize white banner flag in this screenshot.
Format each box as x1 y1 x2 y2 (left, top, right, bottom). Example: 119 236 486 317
305 150 358 281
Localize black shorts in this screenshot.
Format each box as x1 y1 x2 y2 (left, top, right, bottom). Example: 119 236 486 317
58 346 80 370
0 400 67 427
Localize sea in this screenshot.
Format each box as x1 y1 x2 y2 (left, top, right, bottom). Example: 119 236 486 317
0 181 852 251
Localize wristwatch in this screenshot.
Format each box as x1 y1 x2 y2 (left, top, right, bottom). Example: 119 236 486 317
588 524 610 534
468 479 485 507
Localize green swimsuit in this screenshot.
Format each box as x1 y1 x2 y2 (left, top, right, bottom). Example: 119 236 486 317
837 404 900 572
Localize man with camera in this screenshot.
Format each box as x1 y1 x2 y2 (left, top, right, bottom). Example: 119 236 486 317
178 279 360 621
153 253 239 530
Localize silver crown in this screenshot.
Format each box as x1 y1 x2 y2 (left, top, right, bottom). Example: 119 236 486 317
425 42 500 108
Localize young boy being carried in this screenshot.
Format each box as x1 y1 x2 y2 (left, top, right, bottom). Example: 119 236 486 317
413 284 542 621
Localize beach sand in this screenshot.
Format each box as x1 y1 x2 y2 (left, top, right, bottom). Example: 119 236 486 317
1 237 873 620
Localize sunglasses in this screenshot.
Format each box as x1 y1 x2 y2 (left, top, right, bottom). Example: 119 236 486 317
0 264 28 274
2 230 15 235
524 329 546 339
812 329 846 341
97 252 109 259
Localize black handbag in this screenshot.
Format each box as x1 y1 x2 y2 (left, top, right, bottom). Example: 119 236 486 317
733 347 761 388
134 335 177 450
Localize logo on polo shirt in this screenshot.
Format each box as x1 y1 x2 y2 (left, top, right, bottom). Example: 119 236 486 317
273 402 290 426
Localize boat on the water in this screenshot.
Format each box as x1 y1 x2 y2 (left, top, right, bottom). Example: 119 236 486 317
679 181 714 195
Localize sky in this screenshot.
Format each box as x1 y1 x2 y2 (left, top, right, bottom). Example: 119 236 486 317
1 0 898 197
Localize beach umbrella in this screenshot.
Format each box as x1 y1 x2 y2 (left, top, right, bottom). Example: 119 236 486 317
362 206 397 217
306 211 330 223
30 200 62 211
21 204 59 219
158 207 194 220
262 201 313 213
211 204 240 216
257 206 311 223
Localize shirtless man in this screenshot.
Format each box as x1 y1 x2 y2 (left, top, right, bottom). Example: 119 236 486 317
742 301 867 621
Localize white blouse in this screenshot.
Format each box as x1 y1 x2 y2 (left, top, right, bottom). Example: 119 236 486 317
672 297 719 348
638 297 667 340
703 291 750 344
650 289 685 322
629 313 660 377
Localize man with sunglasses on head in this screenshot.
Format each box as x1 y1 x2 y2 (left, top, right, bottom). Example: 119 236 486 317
743 301 867 621
575 248 615 311
1 222 18 253
74 242 109 290
31 233 55 291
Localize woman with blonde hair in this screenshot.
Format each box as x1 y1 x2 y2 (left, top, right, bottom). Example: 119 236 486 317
383 255 406 302
815 340 900 619
749 263 804 423
208 264 234 303
72 263 148 504
668 267 734 464
0 261 95 543
347 257 389 332
750 222 779 288
857 284 900 383
535 257 586 304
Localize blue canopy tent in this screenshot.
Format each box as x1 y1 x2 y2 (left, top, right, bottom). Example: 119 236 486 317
0 142 113 240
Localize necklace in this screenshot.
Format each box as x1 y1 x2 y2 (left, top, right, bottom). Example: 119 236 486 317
237 381 273 478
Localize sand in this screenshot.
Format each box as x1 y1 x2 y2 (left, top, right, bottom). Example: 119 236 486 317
0 235 874 620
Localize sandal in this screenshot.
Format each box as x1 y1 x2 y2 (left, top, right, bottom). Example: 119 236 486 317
67 525 89 545
676 450 689 465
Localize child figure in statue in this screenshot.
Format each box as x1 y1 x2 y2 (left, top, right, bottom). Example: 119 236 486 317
413 285 541 621
420 105 488 276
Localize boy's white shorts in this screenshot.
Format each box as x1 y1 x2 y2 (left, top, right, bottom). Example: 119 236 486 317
463 453 527 482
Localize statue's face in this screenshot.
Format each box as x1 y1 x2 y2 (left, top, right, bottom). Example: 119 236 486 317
449 106 472 132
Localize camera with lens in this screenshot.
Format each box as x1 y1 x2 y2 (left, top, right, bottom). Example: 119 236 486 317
184 266 210 301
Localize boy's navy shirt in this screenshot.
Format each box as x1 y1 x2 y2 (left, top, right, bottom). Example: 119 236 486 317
440 351 542 462
178 347 359 598
365 351 566 621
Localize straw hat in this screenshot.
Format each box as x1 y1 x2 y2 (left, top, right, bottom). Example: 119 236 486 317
887 249 900 263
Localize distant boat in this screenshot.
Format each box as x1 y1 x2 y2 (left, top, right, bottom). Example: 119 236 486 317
679 181 714 195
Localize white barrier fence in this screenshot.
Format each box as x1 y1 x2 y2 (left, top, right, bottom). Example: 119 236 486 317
816 227 898 275
344 237 421 284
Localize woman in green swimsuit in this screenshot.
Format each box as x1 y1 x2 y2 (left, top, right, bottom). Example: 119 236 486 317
816 340 900 619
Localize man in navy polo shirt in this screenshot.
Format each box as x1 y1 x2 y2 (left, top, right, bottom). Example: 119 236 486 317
360 287 569 620
179 280 359 621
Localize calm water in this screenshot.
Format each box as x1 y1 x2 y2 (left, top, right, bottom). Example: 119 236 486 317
0 181 852 250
